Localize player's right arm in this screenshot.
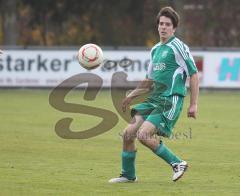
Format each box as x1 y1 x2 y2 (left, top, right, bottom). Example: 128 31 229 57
122 49 155 112
122 78 153 112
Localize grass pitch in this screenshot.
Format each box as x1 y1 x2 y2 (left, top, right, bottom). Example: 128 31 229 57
0 89 240 195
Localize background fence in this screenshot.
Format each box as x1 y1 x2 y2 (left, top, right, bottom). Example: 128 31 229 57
1 48 239 88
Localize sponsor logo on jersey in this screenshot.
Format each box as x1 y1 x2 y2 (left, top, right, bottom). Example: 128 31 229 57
153 62 166 71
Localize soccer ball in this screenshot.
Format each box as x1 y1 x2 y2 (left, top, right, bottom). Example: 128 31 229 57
77 43 103 70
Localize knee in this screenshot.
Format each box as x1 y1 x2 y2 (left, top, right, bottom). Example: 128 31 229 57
137 129 150 145
122 128 136 144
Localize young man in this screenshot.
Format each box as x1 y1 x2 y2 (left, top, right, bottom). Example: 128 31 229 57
109 6 199 183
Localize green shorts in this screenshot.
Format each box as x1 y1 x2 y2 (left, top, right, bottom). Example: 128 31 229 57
131 95 184 138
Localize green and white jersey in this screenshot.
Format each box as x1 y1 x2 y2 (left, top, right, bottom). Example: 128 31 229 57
147 36 197 99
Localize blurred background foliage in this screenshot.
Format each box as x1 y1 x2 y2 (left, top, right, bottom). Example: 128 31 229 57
0 0 239 47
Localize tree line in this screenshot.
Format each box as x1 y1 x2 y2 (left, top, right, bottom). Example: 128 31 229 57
0 0 239 47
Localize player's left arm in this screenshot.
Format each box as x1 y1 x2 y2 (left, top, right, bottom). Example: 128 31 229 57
179 43 199 118
188 73 199 119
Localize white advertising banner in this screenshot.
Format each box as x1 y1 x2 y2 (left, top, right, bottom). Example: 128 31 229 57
200 51 240 88
0 50 149 87
0 49 239 88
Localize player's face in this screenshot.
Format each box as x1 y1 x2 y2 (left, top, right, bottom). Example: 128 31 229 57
158 16 176 43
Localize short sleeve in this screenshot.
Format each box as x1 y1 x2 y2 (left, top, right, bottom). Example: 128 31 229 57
184 46 198 76
146 61 153 79
171 39 198 77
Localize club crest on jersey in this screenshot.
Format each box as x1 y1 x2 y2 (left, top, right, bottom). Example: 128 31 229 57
153 63 166 71
161 50 168 58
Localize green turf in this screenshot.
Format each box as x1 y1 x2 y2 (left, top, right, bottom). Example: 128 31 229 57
0 89 240 195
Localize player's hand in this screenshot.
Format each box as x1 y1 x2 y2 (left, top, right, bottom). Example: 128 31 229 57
187 104 197 119
122 97 133 112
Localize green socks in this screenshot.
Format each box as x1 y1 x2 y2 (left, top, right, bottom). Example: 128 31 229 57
154 141 181 165
121 143 180 179
121 151 136 180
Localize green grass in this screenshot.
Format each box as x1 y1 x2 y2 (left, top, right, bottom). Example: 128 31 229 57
0 89 240 195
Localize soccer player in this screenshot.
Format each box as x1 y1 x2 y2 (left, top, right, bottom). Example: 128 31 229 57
109 6 199 183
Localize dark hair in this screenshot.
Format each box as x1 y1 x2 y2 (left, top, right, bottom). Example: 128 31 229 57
156 7 180 28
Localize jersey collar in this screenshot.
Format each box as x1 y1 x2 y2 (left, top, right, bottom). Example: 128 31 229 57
160 36 175 45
